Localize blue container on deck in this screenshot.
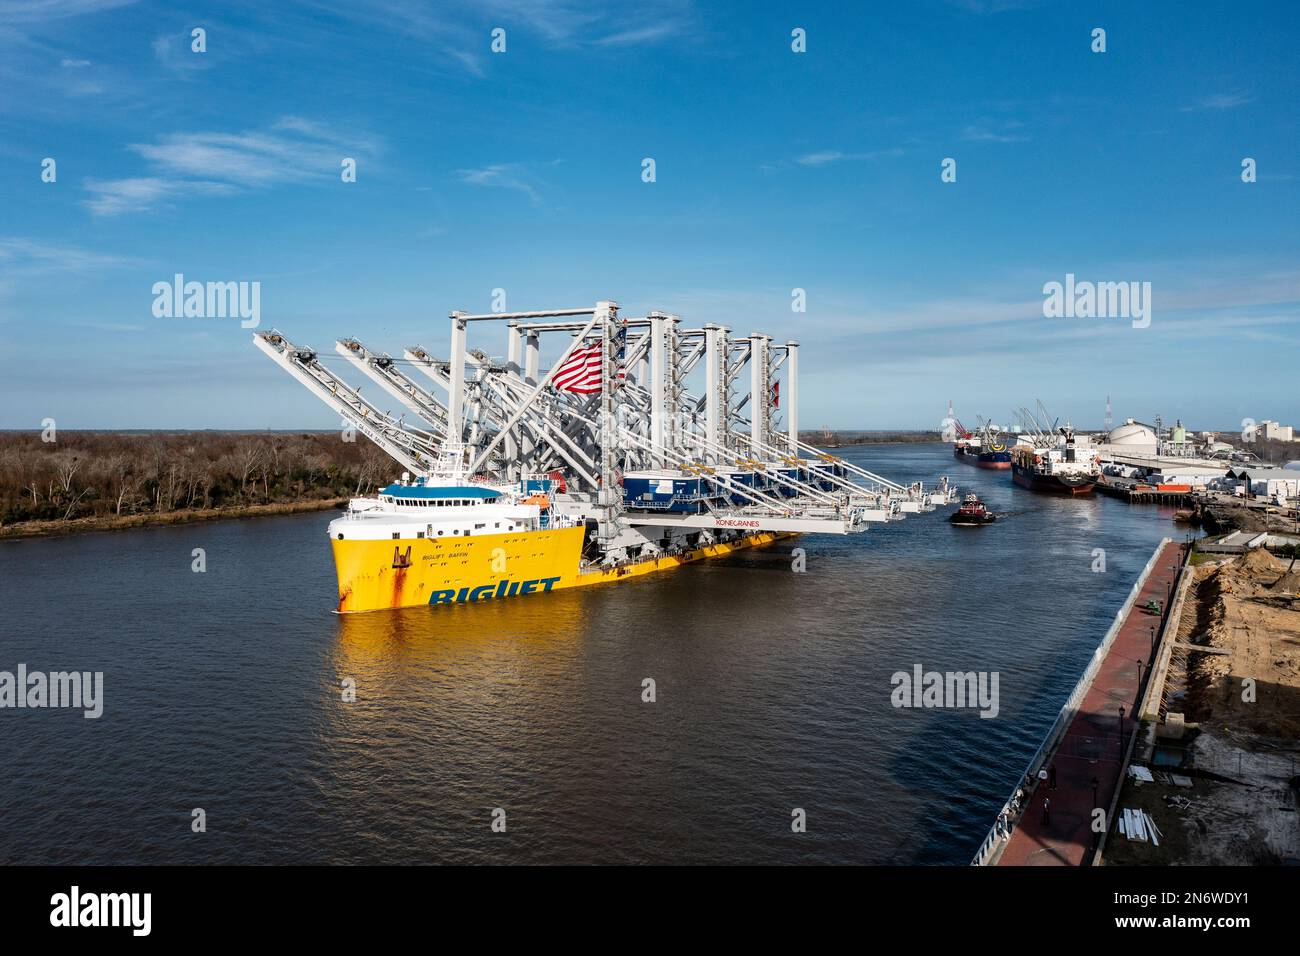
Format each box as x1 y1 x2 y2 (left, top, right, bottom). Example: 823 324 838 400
521 477 555 494
714 467 759 505
769 464 800 498
622 470 720 513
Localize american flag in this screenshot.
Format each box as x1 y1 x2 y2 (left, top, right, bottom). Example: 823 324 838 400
552 343 603 394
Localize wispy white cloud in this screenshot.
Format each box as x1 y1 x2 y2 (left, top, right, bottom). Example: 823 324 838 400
1179 92 1252 112
129 119 374 183
455 163 544 203
151 29 210 73
83 117 381 215
797 151 846 167
0 9 123 103
795 148 905 167
472 0 694 47
674 261 1300 355
296 0 696 74
0 237 133 322
78 321 147 332
0 0 136 24
945 0 1037 13
82 177 233 216
593 22 682 47
0 236 131 271
960 122 1029 143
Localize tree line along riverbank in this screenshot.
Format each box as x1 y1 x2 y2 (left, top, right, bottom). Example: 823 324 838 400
0 429 946 539
0 431 392 539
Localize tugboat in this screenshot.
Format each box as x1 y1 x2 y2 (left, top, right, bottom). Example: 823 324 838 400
949 493 997 526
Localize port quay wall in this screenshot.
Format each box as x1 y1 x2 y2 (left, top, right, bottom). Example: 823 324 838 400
1085 553 1195 865
970 538 1173 866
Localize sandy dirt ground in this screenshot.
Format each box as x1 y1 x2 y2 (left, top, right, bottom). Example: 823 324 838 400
1106 549 1300 865
1185 549 1300 739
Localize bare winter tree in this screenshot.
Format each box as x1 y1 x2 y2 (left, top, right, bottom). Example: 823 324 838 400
0 431 376 527
107 455 140 516
237 444 263 501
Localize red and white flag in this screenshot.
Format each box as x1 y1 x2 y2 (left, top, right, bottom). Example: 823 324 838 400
552 343 602 394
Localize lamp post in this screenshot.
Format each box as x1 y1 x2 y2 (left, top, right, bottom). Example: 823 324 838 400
1118 705 1126 757
1136 659 1144 708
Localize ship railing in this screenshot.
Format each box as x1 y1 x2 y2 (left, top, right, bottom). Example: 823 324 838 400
970 539 1172 866
343 499 384 517
712 502 858 523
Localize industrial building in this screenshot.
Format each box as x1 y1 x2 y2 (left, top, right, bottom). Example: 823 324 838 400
1226 466 1300 502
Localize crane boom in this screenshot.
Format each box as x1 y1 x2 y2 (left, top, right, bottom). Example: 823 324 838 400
253 330 439 476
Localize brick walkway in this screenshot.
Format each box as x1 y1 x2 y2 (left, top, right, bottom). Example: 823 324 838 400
996 540 1186 866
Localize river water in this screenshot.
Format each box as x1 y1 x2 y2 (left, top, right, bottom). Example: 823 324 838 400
0 443 1185 864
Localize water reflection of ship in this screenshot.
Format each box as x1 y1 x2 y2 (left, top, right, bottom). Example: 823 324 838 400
321 592 592 831
333 585 587 675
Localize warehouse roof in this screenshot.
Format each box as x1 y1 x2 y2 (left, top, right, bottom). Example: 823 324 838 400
1231 468 1300 480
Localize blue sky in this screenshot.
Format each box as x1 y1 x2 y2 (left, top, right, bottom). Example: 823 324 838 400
1 0 1296 432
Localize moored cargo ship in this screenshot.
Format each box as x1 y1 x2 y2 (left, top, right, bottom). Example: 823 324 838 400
954 440 1012 470
1010 427 1100 495
948 407 1012 470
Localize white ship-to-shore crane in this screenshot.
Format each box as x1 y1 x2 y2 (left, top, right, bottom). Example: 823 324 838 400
254 300 956 564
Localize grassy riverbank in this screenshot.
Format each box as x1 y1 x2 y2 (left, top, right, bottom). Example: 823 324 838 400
0 497 350 540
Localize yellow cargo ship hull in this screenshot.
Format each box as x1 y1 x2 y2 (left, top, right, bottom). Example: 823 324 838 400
332 526 788 613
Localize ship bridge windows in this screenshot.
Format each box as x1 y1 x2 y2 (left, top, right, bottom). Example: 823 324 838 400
387 493 505 508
